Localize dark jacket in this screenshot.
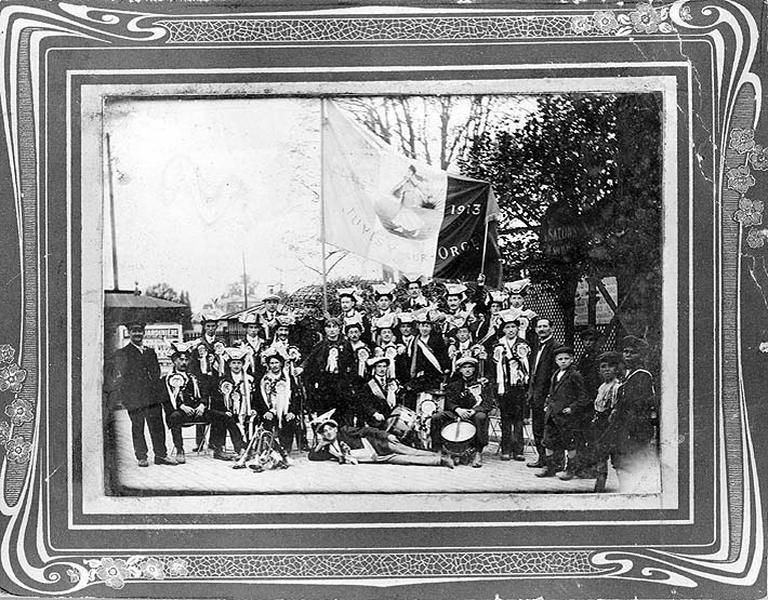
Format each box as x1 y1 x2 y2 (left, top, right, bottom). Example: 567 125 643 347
210 373 257 415
610 368 657 449
112 344 163 411
545 366 591 426
162 370 207 413
360 376 397 426
528 336 558 406
444 375 494 414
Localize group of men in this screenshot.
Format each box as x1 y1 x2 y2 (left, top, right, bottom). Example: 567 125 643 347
108 275 659 488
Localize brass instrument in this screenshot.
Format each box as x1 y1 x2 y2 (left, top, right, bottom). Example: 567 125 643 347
232 421 290 471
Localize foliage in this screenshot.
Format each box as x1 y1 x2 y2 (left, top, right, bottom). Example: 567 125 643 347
337 95 528 170
145 282 193 330
459 93 663 355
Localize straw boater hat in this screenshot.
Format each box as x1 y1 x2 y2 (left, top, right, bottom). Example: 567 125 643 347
371 282 397 299
366 355 391 368
262 293 281 303
504 278 531 296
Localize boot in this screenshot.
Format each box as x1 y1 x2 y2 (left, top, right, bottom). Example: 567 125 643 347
534 455 557 477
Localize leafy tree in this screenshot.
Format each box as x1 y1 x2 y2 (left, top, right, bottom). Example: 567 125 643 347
459 93 663 360
145 283 193 330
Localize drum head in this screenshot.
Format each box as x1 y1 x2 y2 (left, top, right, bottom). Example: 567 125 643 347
419 399 438 417
441 420 476 443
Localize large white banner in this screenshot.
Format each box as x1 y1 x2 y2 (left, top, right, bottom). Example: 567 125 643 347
322 101 448 276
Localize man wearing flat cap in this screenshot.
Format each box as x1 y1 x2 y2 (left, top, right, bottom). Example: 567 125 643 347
110 321 176 467
258 294 285 343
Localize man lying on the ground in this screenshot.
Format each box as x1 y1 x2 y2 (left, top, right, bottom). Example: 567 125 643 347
308 418 454 468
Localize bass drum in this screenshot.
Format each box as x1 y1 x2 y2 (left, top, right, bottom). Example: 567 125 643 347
440 420 476 457
385 405 419 439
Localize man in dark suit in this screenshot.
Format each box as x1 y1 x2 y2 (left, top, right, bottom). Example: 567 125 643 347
301 316 356 425
526 318 558 468
111 321 176 467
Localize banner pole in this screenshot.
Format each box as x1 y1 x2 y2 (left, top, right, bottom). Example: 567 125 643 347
320 98 329 314
480 191 491 278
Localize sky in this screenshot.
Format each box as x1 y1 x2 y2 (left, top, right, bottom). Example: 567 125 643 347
103 95 532 311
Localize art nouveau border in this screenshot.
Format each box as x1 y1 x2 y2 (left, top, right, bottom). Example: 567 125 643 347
0 0 762 595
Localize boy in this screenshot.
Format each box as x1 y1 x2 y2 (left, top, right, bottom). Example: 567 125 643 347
590 351 622 491
536 345 590 479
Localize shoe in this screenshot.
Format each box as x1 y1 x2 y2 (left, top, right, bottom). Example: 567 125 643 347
440 455 455 469
556 468 576 481
513 454 526 461
534 457 556 477
137 458 149 467
249 464 264 472
213 451 234 462
471 453 483 468
154 456 177 466
527 458 546 468
176 450 186 464
500 453 511 461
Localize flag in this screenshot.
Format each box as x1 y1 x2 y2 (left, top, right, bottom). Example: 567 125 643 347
322 100 501 286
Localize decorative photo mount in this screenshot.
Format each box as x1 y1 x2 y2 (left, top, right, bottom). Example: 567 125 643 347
0 1 763 598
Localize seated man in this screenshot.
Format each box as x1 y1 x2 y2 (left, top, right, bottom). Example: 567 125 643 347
162 342 231 462
360 356 399 428
259 349 301 453
430 356 493 468
209 348 251 459
308 414 453 468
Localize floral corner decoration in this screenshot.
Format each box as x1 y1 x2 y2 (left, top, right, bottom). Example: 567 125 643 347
570 3 675 37
728 128 768 248
0 344 32 465
80 556 190 590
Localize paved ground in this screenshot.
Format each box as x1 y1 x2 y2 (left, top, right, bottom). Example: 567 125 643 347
109 409 619 495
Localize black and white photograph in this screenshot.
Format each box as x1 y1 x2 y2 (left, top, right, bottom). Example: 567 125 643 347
0 1 764 598
100 91 671 498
